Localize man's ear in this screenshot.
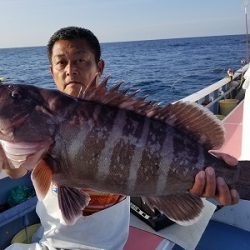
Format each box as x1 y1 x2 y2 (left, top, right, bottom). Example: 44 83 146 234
49 65 53 76
98 59 105 75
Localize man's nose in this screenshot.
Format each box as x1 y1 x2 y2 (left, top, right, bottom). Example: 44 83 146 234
65 62 78 76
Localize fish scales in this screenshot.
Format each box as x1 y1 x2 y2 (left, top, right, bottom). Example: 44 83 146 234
103 111 144 192
126 115 151 191
134 120 169 195
97 109 128 181
66 109 204 195
166 132 206 192
80 106 118 180
155 129 174 194
54 103 118 181
53 101 201 196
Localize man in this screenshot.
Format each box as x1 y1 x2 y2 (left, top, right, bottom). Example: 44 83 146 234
5 26 239 250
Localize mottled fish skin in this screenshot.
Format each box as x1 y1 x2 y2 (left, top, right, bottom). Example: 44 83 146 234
0 82 249 225
49 104 232 196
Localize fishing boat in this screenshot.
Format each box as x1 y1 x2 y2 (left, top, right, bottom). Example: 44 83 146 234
125 63 250 250
124 2 250 248
0 62 249 250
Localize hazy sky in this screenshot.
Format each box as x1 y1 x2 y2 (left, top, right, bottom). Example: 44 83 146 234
0 0 248 48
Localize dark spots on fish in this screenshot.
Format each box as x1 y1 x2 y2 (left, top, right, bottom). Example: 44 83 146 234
105 140 135 187
137 149 161 190
165 168 195 192
71 102 122 128
171 132 200 170
173 133 185 152
71 103 102 126
79 133 107 178
122 112 144 138
234 161 250 200
99 105 120 123
135 121 167 193
165 132 201 191
78 106 119 179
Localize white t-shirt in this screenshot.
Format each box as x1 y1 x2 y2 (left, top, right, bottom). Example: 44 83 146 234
5 186 130 250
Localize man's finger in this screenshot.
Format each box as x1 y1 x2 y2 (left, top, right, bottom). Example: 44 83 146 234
216 177 232 205
203 167 216 197
230 189 240 205
190 170 206 196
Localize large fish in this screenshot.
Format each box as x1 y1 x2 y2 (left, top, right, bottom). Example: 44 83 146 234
0 79 249 226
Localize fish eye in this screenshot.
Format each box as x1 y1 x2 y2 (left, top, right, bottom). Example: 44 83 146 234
10 90 22 100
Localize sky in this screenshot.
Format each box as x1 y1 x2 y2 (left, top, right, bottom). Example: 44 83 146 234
0 0 248 48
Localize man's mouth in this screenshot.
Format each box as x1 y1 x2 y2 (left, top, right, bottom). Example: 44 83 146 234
65 81 82 87
64 82 85 97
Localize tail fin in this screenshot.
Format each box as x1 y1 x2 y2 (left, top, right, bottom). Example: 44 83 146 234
236 161 250 200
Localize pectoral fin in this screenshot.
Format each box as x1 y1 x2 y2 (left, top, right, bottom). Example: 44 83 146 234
31 159 52 200
142 193 204 226
58 186 90 225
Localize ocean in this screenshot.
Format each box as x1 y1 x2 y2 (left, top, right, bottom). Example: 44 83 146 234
0 34 247 103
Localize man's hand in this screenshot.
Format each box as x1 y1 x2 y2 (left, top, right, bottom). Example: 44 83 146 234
190 167 239 205
3 167 28 179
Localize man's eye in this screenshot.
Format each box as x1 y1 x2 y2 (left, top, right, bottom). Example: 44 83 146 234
56 61 65 65
78 58 87 63
54 61 66 70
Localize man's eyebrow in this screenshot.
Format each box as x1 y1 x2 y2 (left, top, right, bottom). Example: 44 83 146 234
53 50 88 58
73 50 89 55
53 54 64 58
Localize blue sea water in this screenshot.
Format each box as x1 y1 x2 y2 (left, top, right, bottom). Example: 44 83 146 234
0 34 247 103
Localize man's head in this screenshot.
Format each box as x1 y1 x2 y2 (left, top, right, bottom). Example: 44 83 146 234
48 26 104 96
47 26 101 64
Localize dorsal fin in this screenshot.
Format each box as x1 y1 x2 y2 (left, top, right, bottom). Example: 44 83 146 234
161 102 225 149
78 76 161 115
78 76 225 149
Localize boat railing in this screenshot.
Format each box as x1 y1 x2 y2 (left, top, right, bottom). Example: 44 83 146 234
180 64 249 114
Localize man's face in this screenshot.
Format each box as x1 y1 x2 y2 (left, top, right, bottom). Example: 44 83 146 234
50 39 104 96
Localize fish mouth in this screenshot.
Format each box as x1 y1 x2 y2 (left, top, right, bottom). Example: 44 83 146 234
0 113 29 137
0 140 52 169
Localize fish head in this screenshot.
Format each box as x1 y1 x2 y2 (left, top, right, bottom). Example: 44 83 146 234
0 83 61 169
0 83 58 141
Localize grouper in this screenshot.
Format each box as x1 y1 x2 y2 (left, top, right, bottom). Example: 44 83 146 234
0 78 249 225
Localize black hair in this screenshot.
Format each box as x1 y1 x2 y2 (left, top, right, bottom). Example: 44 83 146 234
47 26 101 63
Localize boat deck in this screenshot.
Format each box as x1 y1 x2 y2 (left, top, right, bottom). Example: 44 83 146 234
125 220 250 250
218 100 243 158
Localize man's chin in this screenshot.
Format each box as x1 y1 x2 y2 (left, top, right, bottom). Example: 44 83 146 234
64 84 82 97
